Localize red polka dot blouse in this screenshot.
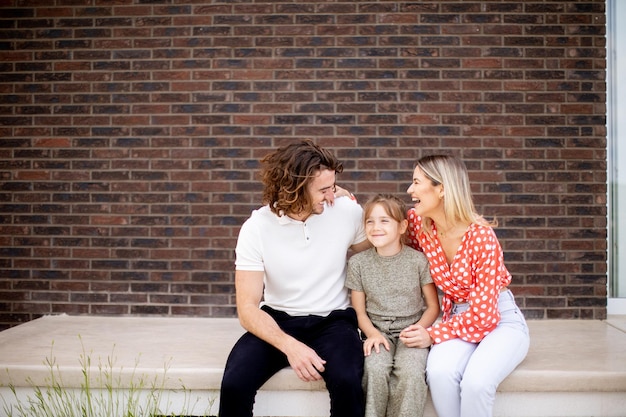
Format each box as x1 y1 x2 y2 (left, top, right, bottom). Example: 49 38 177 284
407 209 512 344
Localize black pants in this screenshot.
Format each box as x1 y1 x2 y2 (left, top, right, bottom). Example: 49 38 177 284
218 306 365 417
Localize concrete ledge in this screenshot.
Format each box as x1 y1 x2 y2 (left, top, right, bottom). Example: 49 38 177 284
1 314 625 416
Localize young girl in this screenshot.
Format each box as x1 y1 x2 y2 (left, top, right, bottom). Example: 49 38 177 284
346 194 440 417
403 154 530 417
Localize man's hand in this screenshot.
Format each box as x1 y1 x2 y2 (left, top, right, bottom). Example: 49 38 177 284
283 338 326 382
236 271 326 382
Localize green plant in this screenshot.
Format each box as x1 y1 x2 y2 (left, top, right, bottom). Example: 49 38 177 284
1 337 215 417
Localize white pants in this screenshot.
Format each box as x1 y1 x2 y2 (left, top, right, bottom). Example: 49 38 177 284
426 290 530 417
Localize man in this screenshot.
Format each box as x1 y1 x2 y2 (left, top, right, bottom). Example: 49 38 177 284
218 140 370 417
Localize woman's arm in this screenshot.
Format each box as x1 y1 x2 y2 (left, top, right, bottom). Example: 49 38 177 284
426 227 508 344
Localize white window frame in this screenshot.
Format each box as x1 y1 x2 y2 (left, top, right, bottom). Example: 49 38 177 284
607 0 626 314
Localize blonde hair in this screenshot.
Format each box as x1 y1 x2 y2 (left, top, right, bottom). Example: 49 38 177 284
416 155 494 235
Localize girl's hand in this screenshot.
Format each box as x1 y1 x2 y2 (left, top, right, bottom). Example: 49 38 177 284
363 332 390 356
399 324 433 348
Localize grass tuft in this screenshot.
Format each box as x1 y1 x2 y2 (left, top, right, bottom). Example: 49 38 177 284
1 336 216 417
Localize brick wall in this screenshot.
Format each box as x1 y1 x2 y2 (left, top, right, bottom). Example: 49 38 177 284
0 1 607 330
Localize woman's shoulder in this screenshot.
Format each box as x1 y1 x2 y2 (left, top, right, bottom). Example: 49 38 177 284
466 222 500 245
406 208 423 225
468 221 495 235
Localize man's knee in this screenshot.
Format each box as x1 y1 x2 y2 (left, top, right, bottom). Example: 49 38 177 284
218 373 256 417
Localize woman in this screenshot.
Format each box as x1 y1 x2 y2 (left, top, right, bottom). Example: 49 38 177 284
403 154 530 417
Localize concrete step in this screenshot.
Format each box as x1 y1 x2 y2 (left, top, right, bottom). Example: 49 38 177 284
1 314 625 417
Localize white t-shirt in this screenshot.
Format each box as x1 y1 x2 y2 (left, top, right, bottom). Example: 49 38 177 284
235 197 366 316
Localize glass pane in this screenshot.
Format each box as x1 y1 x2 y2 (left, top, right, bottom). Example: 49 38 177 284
608 0 626 300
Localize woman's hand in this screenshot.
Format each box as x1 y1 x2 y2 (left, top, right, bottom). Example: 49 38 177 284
334 185 356 200
399 324 433 348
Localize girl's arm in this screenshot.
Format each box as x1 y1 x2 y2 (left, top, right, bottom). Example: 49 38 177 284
350 290 390 355
416 282 440 328
399 282 440 348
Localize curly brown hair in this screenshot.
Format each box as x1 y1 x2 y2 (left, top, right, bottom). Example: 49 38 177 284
261 139 344 216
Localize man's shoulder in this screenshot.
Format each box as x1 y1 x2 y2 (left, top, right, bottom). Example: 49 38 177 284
240 205 276 230
245 205 273 220
334 195 362 209
327 196 363 218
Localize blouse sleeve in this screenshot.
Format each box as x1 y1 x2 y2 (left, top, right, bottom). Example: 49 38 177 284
427 227 510 344
406 209 423 251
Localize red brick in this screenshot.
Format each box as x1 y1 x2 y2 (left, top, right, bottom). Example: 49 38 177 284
0 0 608 329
